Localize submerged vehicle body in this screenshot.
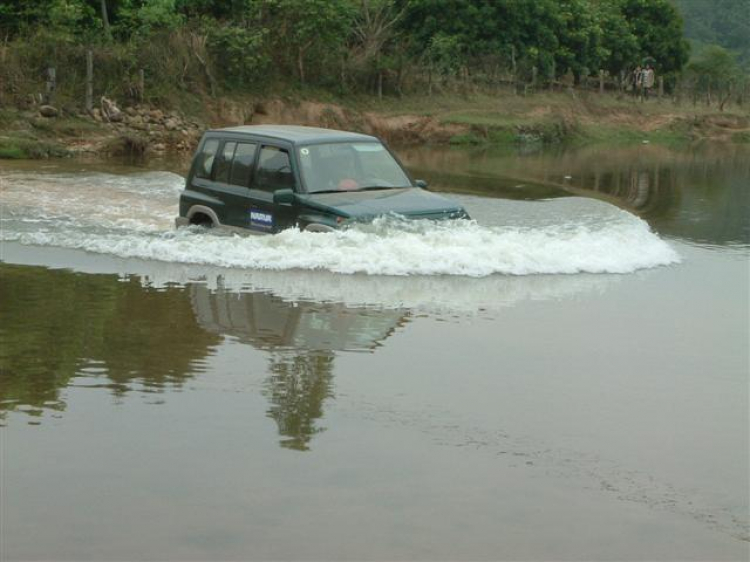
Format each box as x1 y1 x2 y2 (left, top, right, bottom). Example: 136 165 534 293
176 125 469 233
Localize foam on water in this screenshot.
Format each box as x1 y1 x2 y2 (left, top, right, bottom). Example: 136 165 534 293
0 169 680 277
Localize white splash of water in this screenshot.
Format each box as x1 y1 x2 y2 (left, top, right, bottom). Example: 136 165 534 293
1 169 680 277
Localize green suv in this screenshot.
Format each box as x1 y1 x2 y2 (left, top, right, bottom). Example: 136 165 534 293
176 125 469 233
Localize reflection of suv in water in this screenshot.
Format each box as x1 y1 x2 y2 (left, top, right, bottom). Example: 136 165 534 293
189 284 407 351
176 125 469 233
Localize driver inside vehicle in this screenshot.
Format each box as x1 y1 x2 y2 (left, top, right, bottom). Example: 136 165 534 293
320 147 359 190
299 141 411 193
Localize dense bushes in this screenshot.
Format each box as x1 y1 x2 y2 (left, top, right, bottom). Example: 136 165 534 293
0 0 716 108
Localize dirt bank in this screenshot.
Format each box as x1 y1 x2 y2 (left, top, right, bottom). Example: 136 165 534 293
1 92 749 160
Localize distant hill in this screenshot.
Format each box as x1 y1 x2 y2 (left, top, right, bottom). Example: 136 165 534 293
672 0 750 62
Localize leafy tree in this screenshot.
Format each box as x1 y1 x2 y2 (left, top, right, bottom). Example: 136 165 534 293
349 0 406 94
351 0 405 62
0 0 99 37
49 0 97 34
399 0 505 61
685 45 743 110
553 0 604 81
595 0 639 77
120 0 184 34
174 0 254 20
257 0 355 85
493 0 561 79
424 32 464 77
619 0 689 75
206 23 269 88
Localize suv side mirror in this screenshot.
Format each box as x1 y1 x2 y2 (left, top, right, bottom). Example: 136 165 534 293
273 188 295 205
415 179 429 189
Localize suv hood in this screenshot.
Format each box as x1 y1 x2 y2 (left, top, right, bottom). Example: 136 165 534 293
297 188 467 220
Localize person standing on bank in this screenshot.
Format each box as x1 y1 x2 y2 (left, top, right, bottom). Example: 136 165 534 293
642 64 655 100
632 65 642 98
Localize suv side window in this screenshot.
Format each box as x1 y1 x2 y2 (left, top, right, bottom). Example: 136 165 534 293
195 138 219 180
255 146 294 192
214 141 237 184
229 142 257 187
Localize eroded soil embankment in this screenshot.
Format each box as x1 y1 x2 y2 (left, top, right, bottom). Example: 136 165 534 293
2 95 750 159
216 97 750 144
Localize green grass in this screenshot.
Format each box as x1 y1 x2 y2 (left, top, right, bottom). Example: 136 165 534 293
574 123 690 147
0 136 70 159
30 116 103 137
0 145 26 158
486 129 518 144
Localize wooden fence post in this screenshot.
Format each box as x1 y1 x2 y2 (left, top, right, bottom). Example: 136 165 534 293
45 67 56 104
599 70 604 94
139 69 145 101
658 76 664 98
548 60 556 92
85 50 93 112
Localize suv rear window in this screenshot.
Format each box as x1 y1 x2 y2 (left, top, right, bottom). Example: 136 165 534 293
195 138 219 180
230 143 257 187
214 141 237 183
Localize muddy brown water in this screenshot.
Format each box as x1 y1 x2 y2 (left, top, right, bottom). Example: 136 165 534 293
0 142 748 560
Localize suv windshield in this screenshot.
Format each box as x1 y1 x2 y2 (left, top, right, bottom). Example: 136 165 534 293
298 142 411 193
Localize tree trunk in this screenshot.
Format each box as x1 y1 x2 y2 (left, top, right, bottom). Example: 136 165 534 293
297 47 305 86
549 60 556 92
340 57 346 93
100 0 111 41
719 88 732 112
85 51 93 112
193 52 217 97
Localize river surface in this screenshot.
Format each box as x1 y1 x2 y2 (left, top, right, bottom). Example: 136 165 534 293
0 142 748 560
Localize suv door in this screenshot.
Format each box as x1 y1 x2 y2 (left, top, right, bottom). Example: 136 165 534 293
248 144 298 233
210 140 259 228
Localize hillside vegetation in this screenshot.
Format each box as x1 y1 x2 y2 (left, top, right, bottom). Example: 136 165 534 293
0 0 694 104
0 0 748 158
672 0 750 64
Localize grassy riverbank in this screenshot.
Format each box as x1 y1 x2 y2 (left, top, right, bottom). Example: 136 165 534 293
359 91 750 146
1 90 749 160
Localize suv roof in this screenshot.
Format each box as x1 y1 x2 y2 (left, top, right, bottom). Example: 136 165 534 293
208 125 378 146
